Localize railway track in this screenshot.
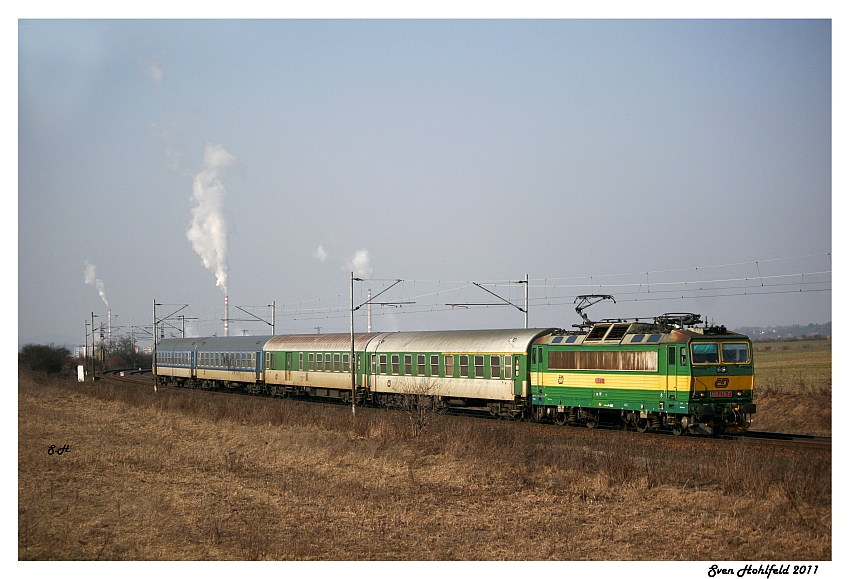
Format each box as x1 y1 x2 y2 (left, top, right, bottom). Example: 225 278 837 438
738 430 831 447
95 369 830 448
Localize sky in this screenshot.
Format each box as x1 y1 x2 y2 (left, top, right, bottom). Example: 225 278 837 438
17 17 834 349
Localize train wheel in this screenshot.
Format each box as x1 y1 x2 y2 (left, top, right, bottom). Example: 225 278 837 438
585 415 598 429
635 419 648 433
671 423 684 436
554 412 568 426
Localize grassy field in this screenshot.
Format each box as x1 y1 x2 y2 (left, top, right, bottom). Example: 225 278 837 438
18 371 831 561
751 339 831 435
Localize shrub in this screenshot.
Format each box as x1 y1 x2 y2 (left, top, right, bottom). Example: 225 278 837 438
18 343 71 374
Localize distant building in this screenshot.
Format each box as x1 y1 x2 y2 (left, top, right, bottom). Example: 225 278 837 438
74 345 92 358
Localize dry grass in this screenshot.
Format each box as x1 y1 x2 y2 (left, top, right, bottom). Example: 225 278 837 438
752 340 831 435
19 372 830 560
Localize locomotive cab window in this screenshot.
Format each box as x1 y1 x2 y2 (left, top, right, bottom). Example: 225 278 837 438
692 343 720 364
722 343 750 363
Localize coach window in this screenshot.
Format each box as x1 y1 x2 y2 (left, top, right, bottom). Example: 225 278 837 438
418 355 426 376
299 352 303 370
316 353 323 371
430 355 439 377
308 353 315 371
404 354 412 375
505 356 513 379
380 354 388 374
490 355 500 379
325 353 332 371
372 354 377 374
474 355 485 378
392 354 400 374
460 355 469 377
445 354 454 378
343 354 350 372
334 353 341 372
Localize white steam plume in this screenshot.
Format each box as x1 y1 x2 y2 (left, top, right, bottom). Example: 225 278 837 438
345 249 373 279
313 245 329 262
84 261 109 307
187 144 235 294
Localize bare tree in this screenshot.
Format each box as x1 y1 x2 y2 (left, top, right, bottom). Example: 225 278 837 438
389 378 444 438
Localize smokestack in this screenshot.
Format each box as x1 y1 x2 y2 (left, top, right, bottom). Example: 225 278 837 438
367 289 372 333
108 309 112 346
224 295 229 337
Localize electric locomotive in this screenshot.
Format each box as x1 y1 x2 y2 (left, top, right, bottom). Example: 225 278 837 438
530 314 756 435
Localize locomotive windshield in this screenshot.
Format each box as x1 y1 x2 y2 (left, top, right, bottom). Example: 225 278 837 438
692 343 719 364
691 342 751 364
721 343 750 363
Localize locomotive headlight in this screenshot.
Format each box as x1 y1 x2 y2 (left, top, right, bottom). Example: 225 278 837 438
736 391 743 396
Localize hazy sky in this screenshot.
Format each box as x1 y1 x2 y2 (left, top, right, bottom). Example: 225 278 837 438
17 19 832 348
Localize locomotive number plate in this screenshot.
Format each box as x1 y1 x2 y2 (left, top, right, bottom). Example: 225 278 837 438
710 391 733 398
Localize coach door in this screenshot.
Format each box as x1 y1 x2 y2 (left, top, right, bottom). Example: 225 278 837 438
285 352 292 382
531 345 543 397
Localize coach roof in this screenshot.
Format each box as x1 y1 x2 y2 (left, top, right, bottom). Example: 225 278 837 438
368 329 556 354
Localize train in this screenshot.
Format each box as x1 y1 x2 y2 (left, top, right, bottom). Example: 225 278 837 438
154 298 756 435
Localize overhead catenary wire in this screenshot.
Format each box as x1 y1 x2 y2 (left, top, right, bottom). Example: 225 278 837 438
135 253 829 337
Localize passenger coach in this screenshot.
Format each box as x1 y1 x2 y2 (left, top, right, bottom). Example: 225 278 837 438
155 336 270 389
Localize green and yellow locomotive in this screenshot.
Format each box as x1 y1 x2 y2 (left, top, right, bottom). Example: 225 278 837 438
530 298 755 435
